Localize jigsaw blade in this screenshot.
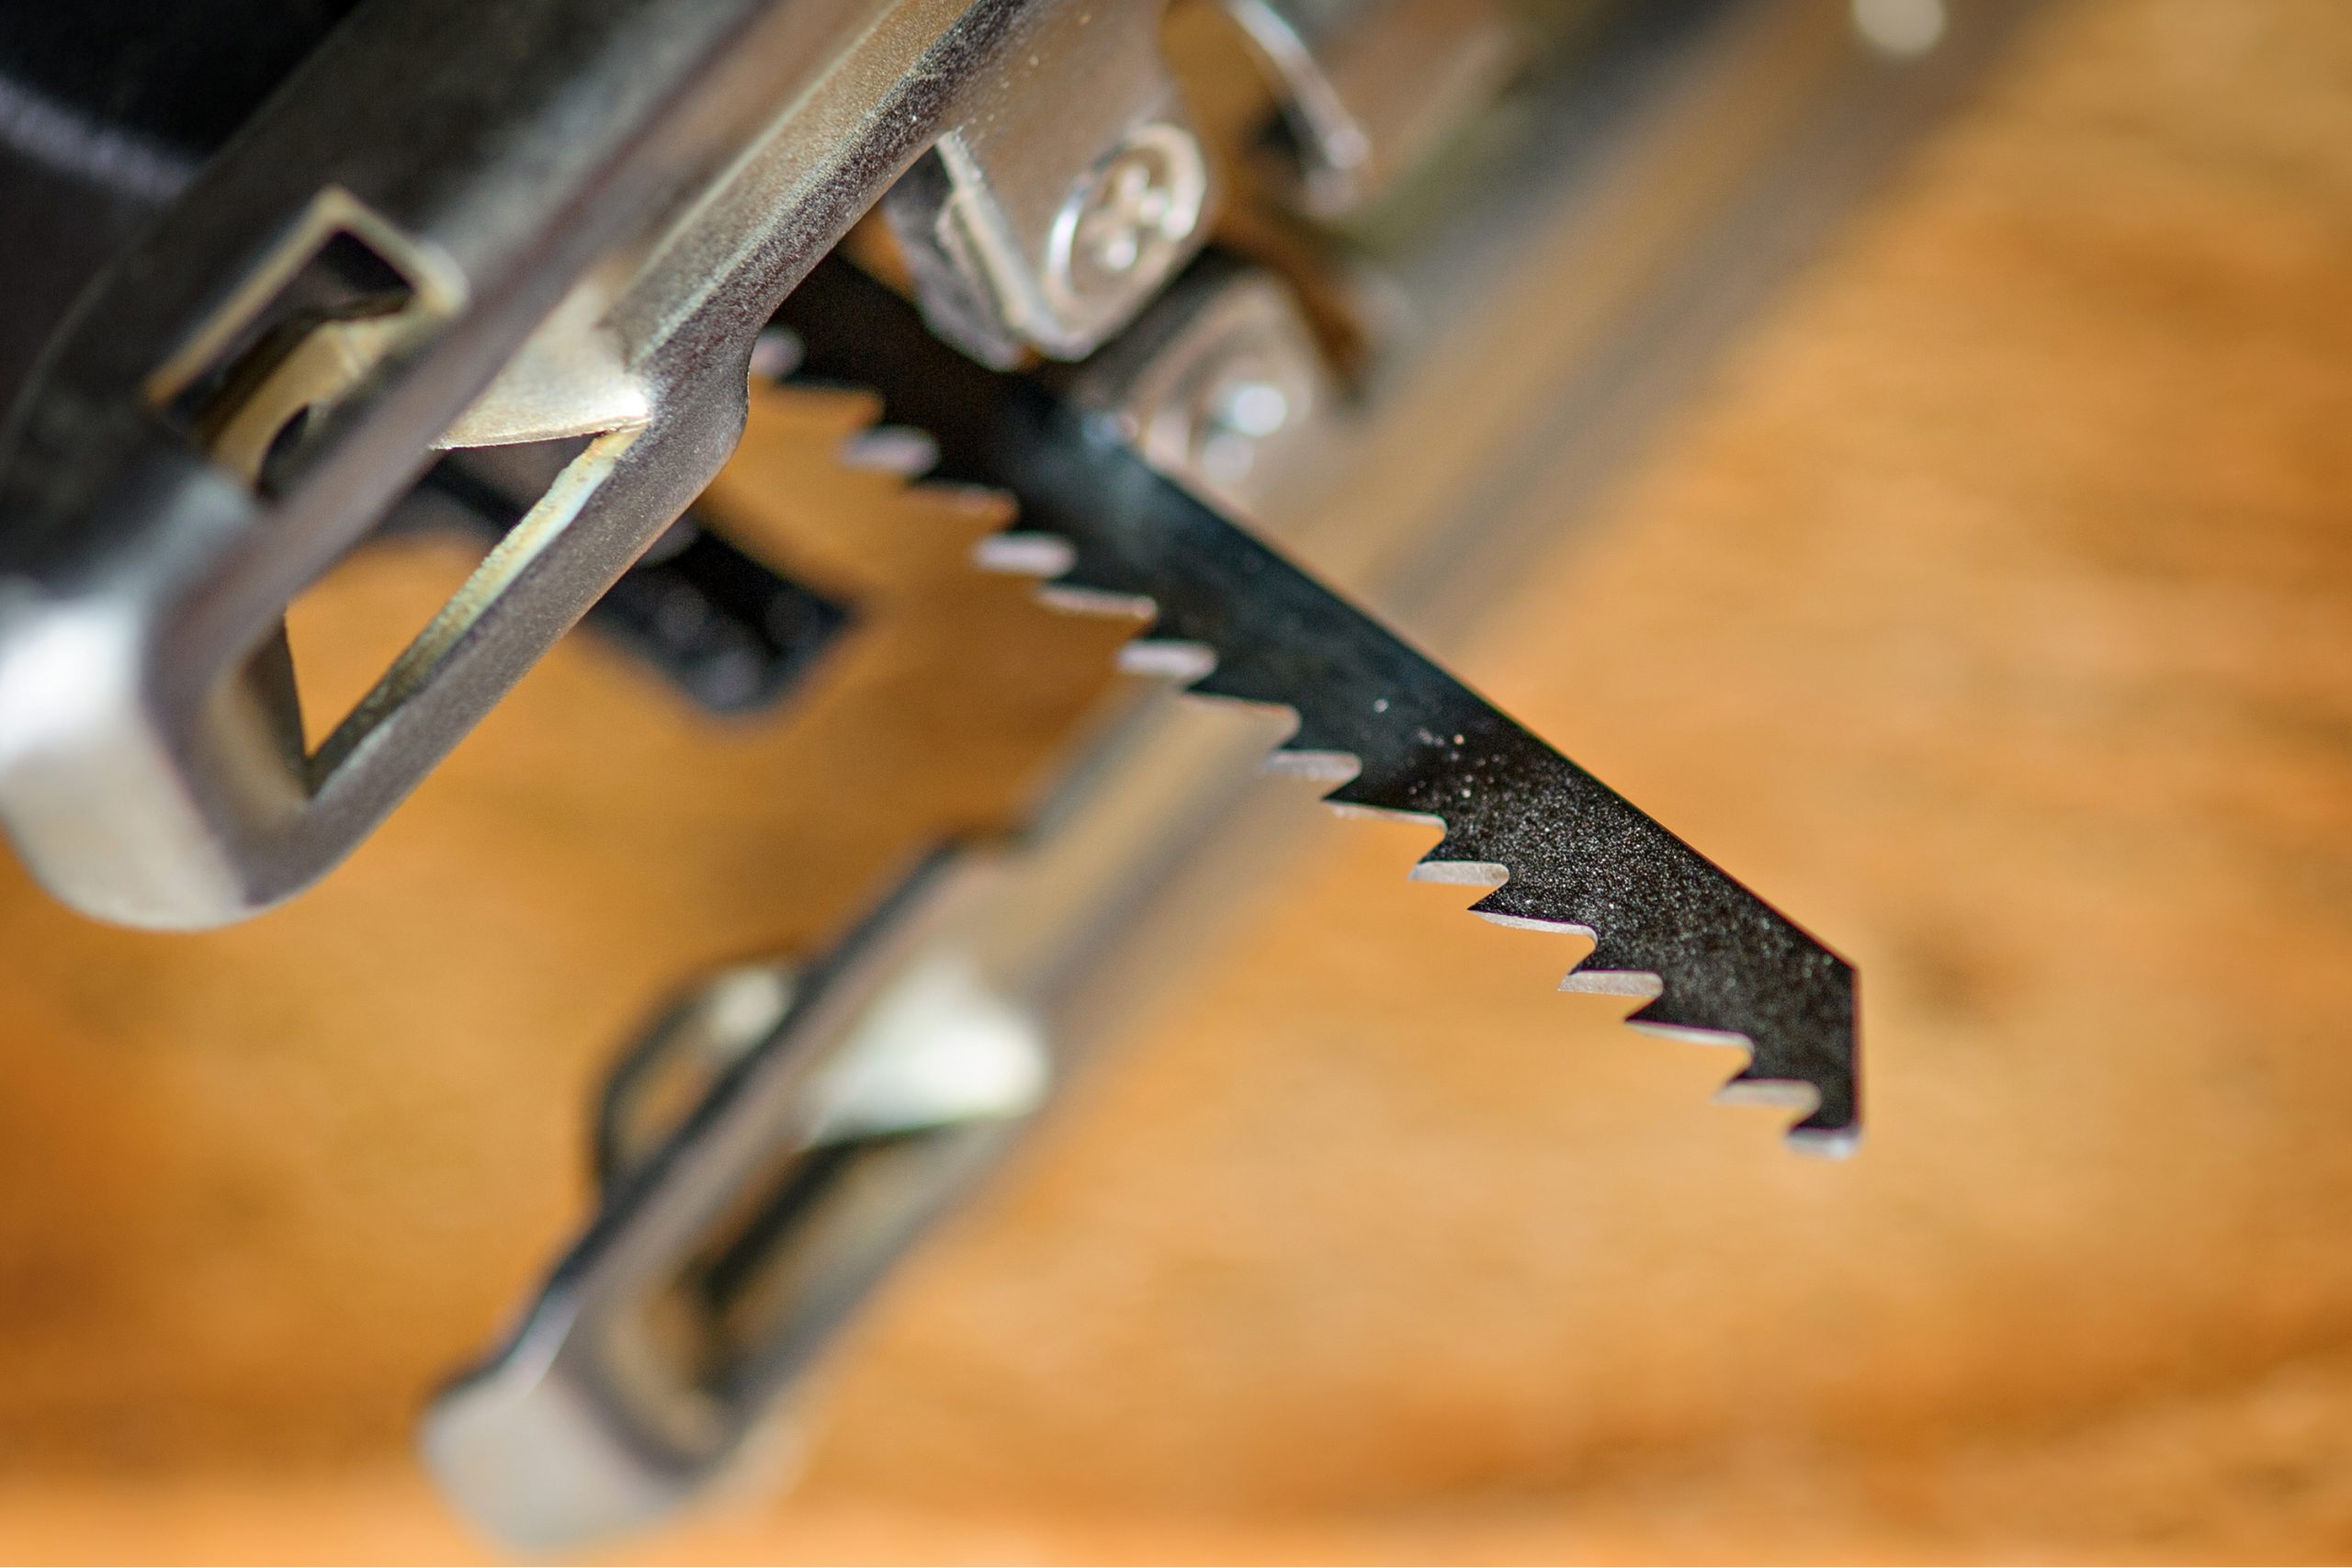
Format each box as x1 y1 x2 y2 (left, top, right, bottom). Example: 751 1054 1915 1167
774 259 1858 1151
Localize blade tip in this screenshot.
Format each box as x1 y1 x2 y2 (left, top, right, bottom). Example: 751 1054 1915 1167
1788 1119 1861 1160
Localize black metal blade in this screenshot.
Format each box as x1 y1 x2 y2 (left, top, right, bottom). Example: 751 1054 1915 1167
773 258 1857 1150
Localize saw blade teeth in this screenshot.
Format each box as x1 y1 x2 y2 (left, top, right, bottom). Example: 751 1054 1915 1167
1713 1071 1820 1113
1036 582 1155 620
1563 924 1654 974
1275 714 1364 759
1408 857 1508 888
1625 991 1747 1040
1118 640 1217 680
839 424 941 477
1559 967 1666 999
1326 799 1444 829
1474 909 1596 937
974 532 1077 577
1319 759 1441 816
1414 827 1511 874
1463 878 1547 923
1626 1015 1756 1054
1263 750 1360 784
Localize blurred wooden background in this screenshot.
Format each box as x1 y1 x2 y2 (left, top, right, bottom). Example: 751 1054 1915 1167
2 0 2350 1558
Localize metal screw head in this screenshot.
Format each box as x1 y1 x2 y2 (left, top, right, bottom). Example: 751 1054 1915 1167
1047 122 1209 313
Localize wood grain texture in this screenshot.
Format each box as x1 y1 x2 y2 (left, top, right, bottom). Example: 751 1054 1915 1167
3 0 2351 1558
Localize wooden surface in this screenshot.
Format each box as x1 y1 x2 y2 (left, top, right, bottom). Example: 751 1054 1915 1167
3 0 2351 1558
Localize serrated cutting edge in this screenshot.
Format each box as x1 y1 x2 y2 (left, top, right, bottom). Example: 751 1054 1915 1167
773 260 1859 1154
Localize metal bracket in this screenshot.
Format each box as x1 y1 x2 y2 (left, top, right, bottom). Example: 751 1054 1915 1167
0 0 1183 928
423 846 1047 1548
884 0 1216 367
